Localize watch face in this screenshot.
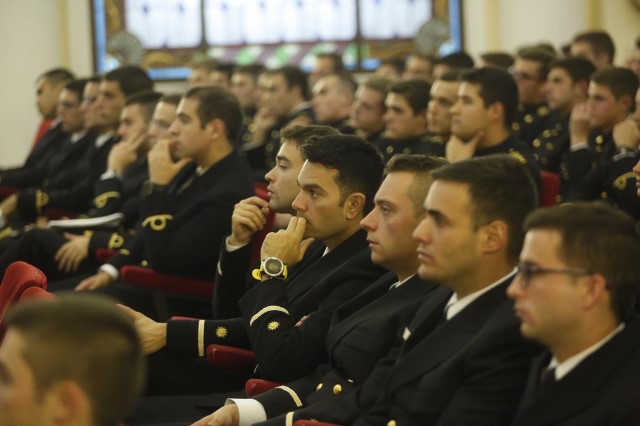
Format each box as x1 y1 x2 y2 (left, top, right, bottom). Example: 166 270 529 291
264 258 284 276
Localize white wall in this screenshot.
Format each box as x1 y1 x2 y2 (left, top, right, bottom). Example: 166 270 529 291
1 0 638 167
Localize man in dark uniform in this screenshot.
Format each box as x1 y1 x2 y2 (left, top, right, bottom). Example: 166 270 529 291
350 77 391 145
311 73 356 134
446 67 542 193
511 47 555 146
231 64 265 150
425 70 461 157
508 202 640 426
243 66 314 179
376 80 440 164
565 67 640 218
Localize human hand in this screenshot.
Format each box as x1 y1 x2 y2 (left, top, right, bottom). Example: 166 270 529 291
117 304 168 354
570 102 591 146
54 232 90 273
148 139 192 185
228 196 270 247
613 120 640 150
190 404 239 426
260 216 314 267
108 129 147 173
0 194 17 218
75 271 113 291
446 131 482 163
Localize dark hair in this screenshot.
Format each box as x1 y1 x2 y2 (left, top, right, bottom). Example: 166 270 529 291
38 67 75 85
516 47 556 79
316 52 345 73
301 134 384 213
460 67 519 128
591 67 639 111
104 65 154 97
432 154 538 263
524 202 640 321
361 76 394 97
63 78 89 100
184 86 243 140
280 124 340 148
386 154 449 215
124 91 163 124
480 51 515 70
438 70 462 82
379 57 406 75
86 75 102 85
329 72 358 95
269 65 310 100
573 30 616 64
5 294 145 426
159 93 182 106
548 57 596 84
213 62 234 78
435 51 475 70
389 79 431 115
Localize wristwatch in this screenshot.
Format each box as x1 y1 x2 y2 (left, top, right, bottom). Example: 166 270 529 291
252 257 288 281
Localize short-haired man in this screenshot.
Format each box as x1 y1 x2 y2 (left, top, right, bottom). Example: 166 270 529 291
209 63 234 90
309 52 344 88
350 77 392 145
566 67 640 218
571 30 615 71
0 295 145 426
311 73 356 134
376 57 405 81
511 47 555 146
193 155 447 426
376 80 441 164
65 87 254 304
121 134 385 400
0 78 87 194
188 57 218 88
33 67 75 145
531 57 595 175
446 67 542 194
426 71 460 152
402 53 434 82
280 155 541 425
431 51 475 80
244 66 314 177
508 202 640 425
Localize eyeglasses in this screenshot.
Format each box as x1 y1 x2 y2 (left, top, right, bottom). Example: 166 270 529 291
515 262 593 288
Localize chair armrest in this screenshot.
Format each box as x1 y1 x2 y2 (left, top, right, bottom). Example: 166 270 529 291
120 265 215 298
206 344 257 370
245 378 282 397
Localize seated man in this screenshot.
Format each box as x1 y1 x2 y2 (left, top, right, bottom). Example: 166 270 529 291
508 202 640 425
311 73 357 134
0 294 145 426
446 67 542 194
350 77 391 145
57 87 254 314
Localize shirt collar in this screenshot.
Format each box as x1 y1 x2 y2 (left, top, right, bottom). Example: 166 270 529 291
445 268 517 320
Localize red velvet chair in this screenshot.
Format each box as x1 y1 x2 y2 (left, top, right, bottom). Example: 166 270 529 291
18 285 56 302
245 378 282 397
120 182 275 319
540 171 560 207
206 344 258 371
0 261 48 342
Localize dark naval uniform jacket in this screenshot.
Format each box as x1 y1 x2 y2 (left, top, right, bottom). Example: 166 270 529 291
374 133 446 165
512 319 640 426
251 273 440 423
513 102 552 146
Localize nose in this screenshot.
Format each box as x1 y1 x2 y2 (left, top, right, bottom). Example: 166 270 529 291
264 165 276 183
360 208 377 231
506 275 525 299
168 120 180 137
291 190 305 213
633 159 640 175
412 216 431 243
450 100 461 115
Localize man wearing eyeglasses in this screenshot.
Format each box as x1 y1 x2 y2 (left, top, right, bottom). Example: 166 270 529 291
507 202 640 425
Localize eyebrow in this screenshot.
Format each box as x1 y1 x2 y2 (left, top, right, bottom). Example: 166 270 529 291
275 155 290 164
298 181 326 194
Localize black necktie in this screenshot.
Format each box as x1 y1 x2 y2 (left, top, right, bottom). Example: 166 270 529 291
539 367 556 388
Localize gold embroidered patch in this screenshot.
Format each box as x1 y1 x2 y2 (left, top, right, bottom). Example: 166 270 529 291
142 214 173 231
216 326 228 338
94 191 120 208
267 321 280 331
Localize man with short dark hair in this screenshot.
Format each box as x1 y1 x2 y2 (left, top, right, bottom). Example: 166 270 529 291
0 294 145 426
431 51 474 80
311 73 356 134
508 202 640 425
244 66 314 177
446 67 541 193
426 71 460 154
33 67 75 145
350 77 392 145
309 52 344 88
571 30 615 70
66 87 254 306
